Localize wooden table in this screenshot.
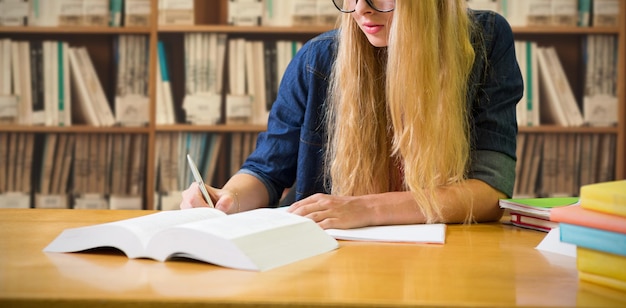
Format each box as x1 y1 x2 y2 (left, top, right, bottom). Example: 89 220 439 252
1 208 624 307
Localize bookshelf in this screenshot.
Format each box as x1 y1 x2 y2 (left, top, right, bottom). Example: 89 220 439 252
0 0 624 209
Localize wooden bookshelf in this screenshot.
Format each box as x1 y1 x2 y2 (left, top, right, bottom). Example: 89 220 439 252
0 0 624 209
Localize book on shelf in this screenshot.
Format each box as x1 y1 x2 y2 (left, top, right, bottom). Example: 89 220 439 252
513 133 544 197
468 0 582 27
49 134 69 196
30 40 44 125
592 0 620 27
58 0 86 26
45 40 72 126
156 40 176 125
44 207 339 271
514 40 540 127
75 47 116 125
499 197 580 219
83 0 110 26
536 46 584 126
24 0 103 27
12 40 32 125
553 134 579 197
114 35 149 126
579 180 626 217
181 33 227 125
158 0 194 25
583 35 618 126
109 0 123 26
124 0 151 26
68 46 111 126
550 0 578 26
0 0 29 26
228 0 264 26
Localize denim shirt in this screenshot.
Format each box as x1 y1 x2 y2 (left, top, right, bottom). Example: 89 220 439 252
240 10 523 206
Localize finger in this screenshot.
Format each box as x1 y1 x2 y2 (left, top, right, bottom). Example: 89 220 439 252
287 194 318 213
303 208 330 224
214 193 236 213
316 217 339 230
206 185 219 203
183 183 212 208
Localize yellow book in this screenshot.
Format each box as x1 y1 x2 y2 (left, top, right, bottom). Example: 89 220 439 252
580 180 626 217
577 247 626 281
579 271 626 292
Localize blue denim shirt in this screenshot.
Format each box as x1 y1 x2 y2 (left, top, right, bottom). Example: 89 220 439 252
240 10 523 206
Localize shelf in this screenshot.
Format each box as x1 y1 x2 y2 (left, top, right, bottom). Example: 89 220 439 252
0 26 152 34
2 0 623 209
518 126 620 134
0 125 152 134
511 26 620 35
158 25 335 34
156 124 267 133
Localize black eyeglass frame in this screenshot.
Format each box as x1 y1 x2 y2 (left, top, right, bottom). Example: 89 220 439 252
332 0 395 13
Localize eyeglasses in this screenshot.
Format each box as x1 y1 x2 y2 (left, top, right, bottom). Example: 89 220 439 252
332 0 395 13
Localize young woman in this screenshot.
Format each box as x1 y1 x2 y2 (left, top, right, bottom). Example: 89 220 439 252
180 0 523 229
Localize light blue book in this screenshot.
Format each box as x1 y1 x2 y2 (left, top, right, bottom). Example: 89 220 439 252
560 223 626 257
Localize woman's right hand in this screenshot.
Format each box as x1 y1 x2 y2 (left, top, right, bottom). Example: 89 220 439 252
180 182 215 209
180 182 239 214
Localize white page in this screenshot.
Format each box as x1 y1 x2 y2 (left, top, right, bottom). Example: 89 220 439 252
535 227 576 258
326 224 446 244
44 208 225 258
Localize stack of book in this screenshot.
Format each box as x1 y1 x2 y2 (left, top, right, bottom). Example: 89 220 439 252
499 197 580 232
551 180 626 291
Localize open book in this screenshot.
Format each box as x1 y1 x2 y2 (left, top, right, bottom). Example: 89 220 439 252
43 208 338 271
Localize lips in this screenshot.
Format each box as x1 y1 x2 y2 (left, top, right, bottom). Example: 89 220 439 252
362 23 383 34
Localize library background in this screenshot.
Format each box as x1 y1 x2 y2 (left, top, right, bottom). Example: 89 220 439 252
0 0 624 210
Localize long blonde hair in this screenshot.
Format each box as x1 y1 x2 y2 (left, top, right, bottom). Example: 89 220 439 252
326 0 476 223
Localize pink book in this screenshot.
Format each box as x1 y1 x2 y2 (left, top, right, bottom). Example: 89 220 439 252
551 205 626 234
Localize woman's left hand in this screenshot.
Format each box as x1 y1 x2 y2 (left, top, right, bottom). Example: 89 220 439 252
287 193 376 229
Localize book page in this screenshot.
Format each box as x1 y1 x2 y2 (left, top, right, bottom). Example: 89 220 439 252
110 208 226 241
326 224 446 244
176 208 311 240
146 208 338 271
44 208 225 258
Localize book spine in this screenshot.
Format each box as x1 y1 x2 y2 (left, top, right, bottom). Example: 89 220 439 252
578 270 626 292
109 0 123 26
559 223 626 257
509 211 556 232
30 40 45 125
580 181 626 217
577 247 626 281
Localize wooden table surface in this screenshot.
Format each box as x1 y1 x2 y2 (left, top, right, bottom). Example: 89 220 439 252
1 208 625 307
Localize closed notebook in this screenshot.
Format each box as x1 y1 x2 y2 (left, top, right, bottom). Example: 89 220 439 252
509 211 558 232
499 197 580 219
580 180 626 217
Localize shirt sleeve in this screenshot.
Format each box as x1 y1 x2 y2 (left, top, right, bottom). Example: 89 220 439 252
468 150 517 197
468 12 524 197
